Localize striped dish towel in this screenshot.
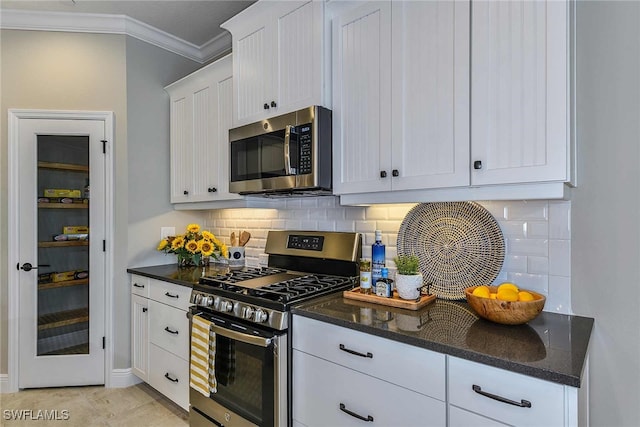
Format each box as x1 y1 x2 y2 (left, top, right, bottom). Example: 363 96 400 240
190 315 217 396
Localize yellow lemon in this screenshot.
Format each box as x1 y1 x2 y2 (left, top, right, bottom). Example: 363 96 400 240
472 286 491 298
518 291 535 302
489 293 497 299
497 282 519 293
496 288 519 302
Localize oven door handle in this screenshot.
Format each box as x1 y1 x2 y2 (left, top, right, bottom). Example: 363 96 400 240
283 124 293 175
210 323 273 348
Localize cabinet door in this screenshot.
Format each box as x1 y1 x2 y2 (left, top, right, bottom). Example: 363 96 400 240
232 23 274 125
471 0 569 185
169 91 195 202
293 350 446 427
332 1 392 195
131 294 149 381
391 0 470 190
275 1 324 113
449 405 510 427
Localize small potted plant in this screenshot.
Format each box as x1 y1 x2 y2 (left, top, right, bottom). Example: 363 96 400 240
393 255 423 300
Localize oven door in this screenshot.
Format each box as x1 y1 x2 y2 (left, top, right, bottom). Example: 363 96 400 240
189 310 287 427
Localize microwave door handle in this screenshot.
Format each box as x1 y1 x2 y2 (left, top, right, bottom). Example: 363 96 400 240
284 124 293 175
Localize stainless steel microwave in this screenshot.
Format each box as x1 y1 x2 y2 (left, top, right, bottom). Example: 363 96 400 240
229 106 332 196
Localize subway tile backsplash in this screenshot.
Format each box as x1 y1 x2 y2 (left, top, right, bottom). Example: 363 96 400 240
205 197 572 314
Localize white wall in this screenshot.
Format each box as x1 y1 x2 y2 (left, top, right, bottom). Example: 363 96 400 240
573 2 640 425
204 197 572 313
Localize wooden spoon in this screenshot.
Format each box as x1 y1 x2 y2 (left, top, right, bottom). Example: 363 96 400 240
230 231 237 247
239 231 251 247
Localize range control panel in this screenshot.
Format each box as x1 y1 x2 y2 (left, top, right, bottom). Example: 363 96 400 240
287 235 324 251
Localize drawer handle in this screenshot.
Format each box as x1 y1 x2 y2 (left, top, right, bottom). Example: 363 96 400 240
164 373 179 383
472 384 532 408
339 344 373 359
164 292 179 299
133 283 144 288
339 403 373 422
164 326 179 335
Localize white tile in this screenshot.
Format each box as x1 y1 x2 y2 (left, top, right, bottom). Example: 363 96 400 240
498 220 526 238
526 221 549 238
346 208 366 220
354 221 376 234
300 198 319 208
284 198 302 209
549 201 571 239
387 204 415 220
282 219 302 229
478 201 508 220
502 255 528 272
300 220 318 230
505 201 548 220
527 256 549 274
505 272 548 294
377 220 403 234
549 239 571 277
308 208 328 220
546 275 572 314
316 221 337 231
507 238 548 257
317 196 338 208
365 206 389 220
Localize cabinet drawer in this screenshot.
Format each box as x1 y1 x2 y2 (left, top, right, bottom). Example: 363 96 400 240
149 279 192 311
293 350 445 427
148 343 189 410
131 275 150 298
449 405 509 427
448 356 565 426
293 315 445 400
148 299 189 360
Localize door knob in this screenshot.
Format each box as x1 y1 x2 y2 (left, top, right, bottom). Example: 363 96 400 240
17 263 49 272
392 169 399 177
473 160 482 170
208 187 217 193
264 103 270 110
380 171 387 178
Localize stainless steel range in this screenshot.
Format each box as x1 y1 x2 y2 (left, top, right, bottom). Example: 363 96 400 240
188 230 361 427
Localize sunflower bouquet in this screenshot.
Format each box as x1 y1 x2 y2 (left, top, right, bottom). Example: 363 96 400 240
157 224 228 267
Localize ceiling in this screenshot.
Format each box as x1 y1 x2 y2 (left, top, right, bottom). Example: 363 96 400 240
0 0 256 47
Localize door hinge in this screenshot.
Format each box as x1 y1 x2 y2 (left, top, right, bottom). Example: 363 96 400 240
101 139 107 154
102 336 106 349
103 240 106 252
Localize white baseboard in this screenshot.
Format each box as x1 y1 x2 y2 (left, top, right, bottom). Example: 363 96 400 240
0 374 9 393
0 370 141 392
108 368 142 388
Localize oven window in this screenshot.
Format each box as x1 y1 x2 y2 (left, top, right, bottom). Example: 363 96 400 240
230 130 299 182
211 334 275 426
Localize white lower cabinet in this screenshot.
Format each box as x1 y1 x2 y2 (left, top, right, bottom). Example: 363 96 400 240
448 356 580 427
449 405 509 427
292 315 446 426
130 274 190 410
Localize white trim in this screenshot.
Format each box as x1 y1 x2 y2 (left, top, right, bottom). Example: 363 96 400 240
7 109 115 393
0 9 228 63
109 369 143 389
0 374 9 393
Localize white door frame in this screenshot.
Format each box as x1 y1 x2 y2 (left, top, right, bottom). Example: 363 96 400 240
7 109 115 392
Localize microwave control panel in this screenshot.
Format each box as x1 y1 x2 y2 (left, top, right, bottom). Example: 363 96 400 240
298 123 312 175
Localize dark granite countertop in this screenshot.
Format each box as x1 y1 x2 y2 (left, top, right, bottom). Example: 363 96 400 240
292 293 593 388
127 263 230 288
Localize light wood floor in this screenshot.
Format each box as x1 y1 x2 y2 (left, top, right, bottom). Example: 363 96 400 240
0 383 189 426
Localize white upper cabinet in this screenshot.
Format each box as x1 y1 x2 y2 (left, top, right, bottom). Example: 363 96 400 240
165 54 244 205
471 0 570 186
391 0 470 191
222 0 327 126
332 1 392 195
332 1 470 195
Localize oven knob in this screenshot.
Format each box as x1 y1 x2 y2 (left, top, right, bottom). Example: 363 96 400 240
254 308 268 323
191 293 202 305
242 306 255 320
202 295 214 307
219 300 234 312
213 297 221 310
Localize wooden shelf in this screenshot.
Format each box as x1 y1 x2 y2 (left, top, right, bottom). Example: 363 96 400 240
38 161 89 173
39 278 89 290
38 241 89 248
38 202 88 209
38 308 89 331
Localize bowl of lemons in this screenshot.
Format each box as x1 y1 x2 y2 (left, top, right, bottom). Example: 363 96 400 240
464 282 546 325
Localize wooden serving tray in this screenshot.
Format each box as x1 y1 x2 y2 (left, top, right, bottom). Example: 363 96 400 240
343 287 436 311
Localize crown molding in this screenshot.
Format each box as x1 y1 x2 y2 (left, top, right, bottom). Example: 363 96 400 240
0 9 230 63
